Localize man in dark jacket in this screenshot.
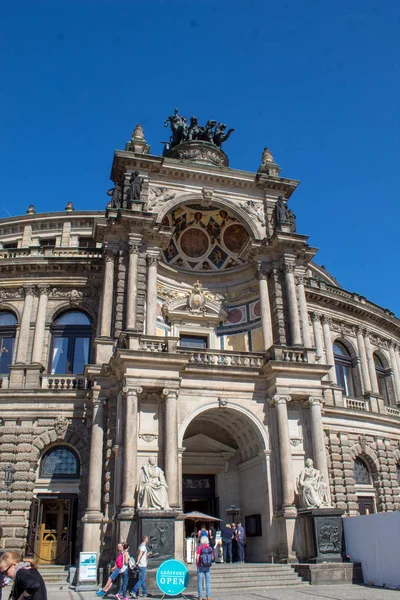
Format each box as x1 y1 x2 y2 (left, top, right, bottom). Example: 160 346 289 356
221 524 233 564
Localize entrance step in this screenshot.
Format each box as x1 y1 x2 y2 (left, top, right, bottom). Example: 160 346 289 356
37 564 70 590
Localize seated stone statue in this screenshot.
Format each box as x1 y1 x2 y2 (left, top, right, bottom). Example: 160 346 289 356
298 458 330 509
137 456 170 510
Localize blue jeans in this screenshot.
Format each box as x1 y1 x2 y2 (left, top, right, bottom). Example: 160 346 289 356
118 569 129 597
197 568 210 598
133 567 147 595
237 540 245 562
222 540 232 563
110 567 121 581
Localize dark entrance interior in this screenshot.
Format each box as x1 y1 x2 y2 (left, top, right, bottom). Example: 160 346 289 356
182 475 218 536
358 496 375 515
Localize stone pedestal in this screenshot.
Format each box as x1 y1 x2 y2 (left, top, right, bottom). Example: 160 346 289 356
296 508 344 563
137 510 178 567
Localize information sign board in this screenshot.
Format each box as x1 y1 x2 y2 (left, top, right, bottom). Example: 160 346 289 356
156 559 189 596
78 551 97 583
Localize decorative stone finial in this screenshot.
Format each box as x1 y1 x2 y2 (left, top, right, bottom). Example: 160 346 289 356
132 124 145 140
257 147 281 177
65 201 74 212
27 205 36 215
125 124 150 154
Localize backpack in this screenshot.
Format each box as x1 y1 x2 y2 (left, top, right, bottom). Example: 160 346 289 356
199 545 213 567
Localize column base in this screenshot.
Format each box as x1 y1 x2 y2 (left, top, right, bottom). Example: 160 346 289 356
276 506 298 563
82 511 103 553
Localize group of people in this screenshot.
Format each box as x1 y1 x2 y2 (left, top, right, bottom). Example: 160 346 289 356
220 522 246 564
194 521 246 600
96 537 151 600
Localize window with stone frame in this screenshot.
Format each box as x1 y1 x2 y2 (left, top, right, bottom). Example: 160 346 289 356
374 353 390 403
0 311 17 374
40 446 80 479
333 341 355 397
49 310 92 375
354 457 371 484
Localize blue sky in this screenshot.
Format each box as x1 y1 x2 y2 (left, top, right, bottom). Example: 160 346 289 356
1 1 399 313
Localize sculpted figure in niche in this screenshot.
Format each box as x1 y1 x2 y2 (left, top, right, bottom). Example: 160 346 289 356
127 171 143 202
298 458 331 509
137 456 170 510
275 196 289 224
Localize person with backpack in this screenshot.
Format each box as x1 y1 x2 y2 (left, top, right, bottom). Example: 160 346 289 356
130 535 152 599
96 542 126 597
0 551 47 600
116 543 130 600
196 535 214 600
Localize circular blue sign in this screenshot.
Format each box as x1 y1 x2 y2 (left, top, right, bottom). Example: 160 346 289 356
156 559 190 596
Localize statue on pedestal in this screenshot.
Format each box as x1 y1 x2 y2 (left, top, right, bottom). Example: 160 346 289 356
275 196 289 224
127 171 143 203
298 458 331 509
137 456 170 510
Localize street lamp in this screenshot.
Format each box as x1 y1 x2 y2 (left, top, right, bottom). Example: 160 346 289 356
226 504 240 521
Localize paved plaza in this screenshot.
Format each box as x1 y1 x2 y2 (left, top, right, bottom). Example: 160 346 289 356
38 586 400 600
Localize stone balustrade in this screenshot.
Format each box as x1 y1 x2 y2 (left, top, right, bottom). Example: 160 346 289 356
42 375 88 390
265 345 314 364
178 349 264 368
385 406 400 418
345 397 369 411
0 247 101 259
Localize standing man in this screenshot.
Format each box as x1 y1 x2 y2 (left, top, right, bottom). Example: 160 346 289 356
196 535 214 600
221 524 233 564
235 522 246 564
131 536 152 599
231 523 238 563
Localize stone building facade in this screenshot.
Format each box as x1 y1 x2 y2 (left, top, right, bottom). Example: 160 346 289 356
1 122 400 565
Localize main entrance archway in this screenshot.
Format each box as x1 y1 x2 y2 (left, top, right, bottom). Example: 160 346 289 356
179 402 272 562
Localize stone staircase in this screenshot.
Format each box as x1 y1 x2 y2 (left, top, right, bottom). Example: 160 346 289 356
148 563 308 593
37 564 71 591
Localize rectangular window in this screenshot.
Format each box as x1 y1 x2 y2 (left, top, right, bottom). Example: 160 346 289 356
78 238 95 248
51 337 68 374
40 238 56 248
179 335 208 349
72 337 90 374
0 337 14 373
245 514 262 537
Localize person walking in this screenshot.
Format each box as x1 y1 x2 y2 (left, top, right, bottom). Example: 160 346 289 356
0 551 47 600
221 524 233 564
196 535 214 600
235 522 246 564
116 543 130 600
131 536 152 599
96 542 126 597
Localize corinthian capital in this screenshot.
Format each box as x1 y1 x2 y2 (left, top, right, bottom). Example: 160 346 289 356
38 284 51 296
128 241 141 255
105 248 116 263
295 274 306 286
23 285 36 297
255 261 270 281
310 312 321 323
146 253 160 267
320 314 332 327
280 262 295 276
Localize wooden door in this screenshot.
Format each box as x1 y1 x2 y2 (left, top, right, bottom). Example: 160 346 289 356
358 496 375 515
38 499 70 564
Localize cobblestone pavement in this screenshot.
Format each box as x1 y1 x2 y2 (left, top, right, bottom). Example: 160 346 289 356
41 586 400 600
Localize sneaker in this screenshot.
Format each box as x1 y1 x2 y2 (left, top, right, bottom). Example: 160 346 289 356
96 592 105 597
116 595 123 600
130 594 137 599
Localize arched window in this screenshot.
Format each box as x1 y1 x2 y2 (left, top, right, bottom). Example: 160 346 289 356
0 311 17 374
374 354 389 402
40 446 80 479
333 342 355 397
354 457 371 484
50 311 92 375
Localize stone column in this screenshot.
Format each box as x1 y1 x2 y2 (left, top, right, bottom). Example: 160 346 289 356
364 330 379 394
311 312 324 363
256 263 273 350
282 263 302 346
126 237 141 330
31 285 50 364
296 274 311 347
163 388 180 507
100 249 116 337
307 397 331 502
82 388 105 552
389 342 400 402
271 395 296 508
356 325 371 393
119 386 142 517
321 315 337 384
15 286 36 364
145 252 160 336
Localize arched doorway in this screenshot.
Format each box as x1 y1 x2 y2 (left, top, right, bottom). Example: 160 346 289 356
179 403 272 562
